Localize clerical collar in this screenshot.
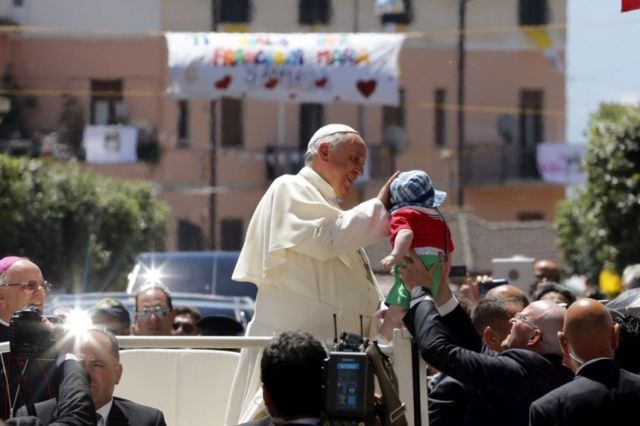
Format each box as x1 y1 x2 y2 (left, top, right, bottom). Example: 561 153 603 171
299 167 338 205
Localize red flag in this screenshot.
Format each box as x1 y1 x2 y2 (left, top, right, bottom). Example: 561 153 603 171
622 0 640 12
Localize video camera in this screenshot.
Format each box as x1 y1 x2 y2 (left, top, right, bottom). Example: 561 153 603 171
9 306 58 360
322 315 407 426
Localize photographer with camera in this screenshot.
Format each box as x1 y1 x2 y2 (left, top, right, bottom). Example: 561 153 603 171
0 256 56 420
237 330 326 426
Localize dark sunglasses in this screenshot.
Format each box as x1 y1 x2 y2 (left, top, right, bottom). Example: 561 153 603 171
138 306 169 321
172 321 195 334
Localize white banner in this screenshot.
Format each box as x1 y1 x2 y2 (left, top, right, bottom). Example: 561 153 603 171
536 142 586 185
166 32 405 105
84 126 138 164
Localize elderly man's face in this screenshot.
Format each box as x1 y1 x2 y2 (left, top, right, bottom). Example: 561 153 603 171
501 303 543 351
321 135 366 199
0 260 46 321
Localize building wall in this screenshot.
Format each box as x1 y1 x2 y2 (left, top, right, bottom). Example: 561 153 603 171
2 0 568 250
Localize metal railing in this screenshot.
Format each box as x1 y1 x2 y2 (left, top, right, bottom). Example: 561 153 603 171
462 142 541 184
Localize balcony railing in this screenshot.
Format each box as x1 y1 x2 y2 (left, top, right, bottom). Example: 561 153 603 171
461 142 541 185
265 145 305 181
265 144 396 181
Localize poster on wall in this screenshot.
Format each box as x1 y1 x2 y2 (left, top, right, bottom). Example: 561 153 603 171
165 32 405 106
84 126 138 164
536 142 586 185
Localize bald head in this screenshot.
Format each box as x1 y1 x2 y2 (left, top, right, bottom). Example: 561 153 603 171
486 285 529 307
560 299 618 367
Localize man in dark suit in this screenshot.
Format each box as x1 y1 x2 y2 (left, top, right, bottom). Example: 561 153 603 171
428 295 528 426
400 251 573 426
18 329 166 426
238 330 326 426
530 298 640 425
8 356 96 426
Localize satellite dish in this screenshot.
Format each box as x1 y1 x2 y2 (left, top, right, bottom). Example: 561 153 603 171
382 125 409 154
496 114 517 144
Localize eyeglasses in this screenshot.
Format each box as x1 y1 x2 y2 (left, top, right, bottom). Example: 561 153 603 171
172 321 195 334
1 280 52 293
138 306 169 321
512 312 539 330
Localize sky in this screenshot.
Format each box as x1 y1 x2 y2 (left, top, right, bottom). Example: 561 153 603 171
567 0 640 143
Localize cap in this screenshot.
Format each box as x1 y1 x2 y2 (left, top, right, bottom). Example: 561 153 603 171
307 124 359 149
91 298 131 326
0 256 23 275
390 170 447 211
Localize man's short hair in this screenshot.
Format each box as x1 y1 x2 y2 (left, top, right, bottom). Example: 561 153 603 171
261 330 327 419
134 282 173 312
471 299 511 335
533 282 577 306
87 328 120 362
174 306 202 323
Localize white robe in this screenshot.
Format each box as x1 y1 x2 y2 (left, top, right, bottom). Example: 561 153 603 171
225 166 389 424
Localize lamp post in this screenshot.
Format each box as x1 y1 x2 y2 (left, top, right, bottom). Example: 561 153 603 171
456 0 467 207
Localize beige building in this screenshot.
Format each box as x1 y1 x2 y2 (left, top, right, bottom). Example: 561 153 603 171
0 0 567 251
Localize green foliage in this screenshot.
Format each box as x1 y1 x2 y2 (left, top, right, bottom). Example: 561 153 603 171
0 155 169 292
556 103 640 278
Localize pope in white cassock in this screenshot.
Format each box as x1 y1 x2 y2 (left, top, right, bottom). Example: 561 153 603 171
225 124 397 424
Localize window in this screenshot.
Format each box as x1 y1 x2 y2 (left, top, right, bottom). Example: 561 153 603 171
518 89 544 178
90 79 124 125
177 100 190 148
299 103 324 149
218 0 252 24
221 98 243 147
299 0 331 26
517 211 545 221
380 0 413 26
518 0 548 26
383 89 405 129
381 89 406 154
177 219 206 251
221 218 243 251
434 88 447 146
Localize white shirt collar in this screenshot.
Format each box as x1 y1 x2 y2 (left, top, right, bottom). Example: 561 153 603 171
575 357 613 375
96 399 113 423
299 166 338 205
0 318 9 327
282 417 321 425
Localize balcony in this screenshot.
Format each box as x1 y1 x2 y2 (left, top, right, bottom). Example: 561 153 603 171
265 144 396 182
265 145 305 181
461 142 541 185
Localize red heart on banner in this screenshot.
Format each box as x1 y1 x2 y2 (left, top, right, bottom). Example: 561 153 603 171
315 78 328 88
265 78 279 89
215 75 232 89
356 80 377 98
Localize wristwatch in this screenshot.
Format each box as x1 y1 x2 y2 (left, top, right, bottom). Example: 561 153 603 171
410 285 428 300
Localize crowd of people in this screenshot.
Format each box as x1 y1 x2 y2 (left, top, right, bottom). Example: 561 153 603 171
1 122 639 425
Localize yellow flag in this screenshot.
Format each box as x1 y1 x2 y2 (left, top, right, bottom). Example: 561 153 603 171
599 268 622 297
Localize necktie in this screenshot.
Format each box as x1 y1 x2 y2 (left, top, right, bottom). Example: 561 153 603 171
96 413 105 426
